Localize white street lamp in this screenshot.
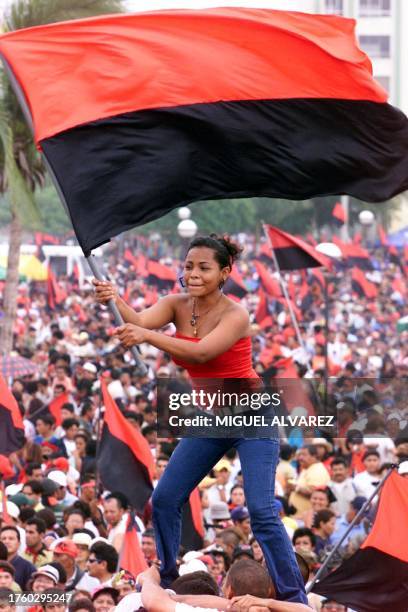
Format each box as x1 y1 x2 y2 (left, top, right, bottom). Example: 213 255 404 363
178 207 191 220
316 242 343 260
359 210 375 226
177 219 197 239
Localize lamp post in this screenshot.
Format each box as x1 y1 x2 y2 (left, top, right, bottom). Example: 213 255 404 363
177 213 197 259
359 209 375 246
316 242 342 409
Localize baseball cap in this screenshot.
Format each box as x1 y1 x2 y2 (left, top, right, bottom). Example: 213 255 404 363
179 559 208 576
230 506 250 522
53 539 79 559
41 478 59 497
213 459 231 473
9 493 35 508
210 502 231 521
32 565 59 585
82 362 97 374
72 532 92 548
5 484 23 496
47 470 67 488
232 544 254 561
49 458 69 473
0 501 19 519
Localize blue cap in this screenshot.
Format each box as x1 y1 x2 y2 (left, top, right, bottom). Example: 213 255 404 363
230 506 250 522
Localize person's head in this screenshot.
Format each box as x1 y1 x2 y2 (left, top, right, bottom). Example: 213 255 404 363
310 488 330 511
331 458 349 483
0 587 15 612
23 479 44 503
35 415 56 437
209 549 229 577
31 565 60 592
68 600 96 612
64 510 86 536
346 497 368 524
87 542 118 579
279 444 294 462
46 471 68 501
249 537 263 563
363 450 381 474
313 510 336 537
0 563 14 588
0 527 20 558
230 507 251 536
141 528 156 561
297 445 319 468
183 234 241 298
52 540 78 573
91 587 119 612
321 598 348 611
74 433 89 457
213 460 231 485
40 588 67 612
171 571 219 595
223 559 275 599
103 494 127 528
155 455 169 480
292 528 316 553
25 463 43 480
229 485 245 507
25 517 47 549
217 528 241 558
62 418 79 440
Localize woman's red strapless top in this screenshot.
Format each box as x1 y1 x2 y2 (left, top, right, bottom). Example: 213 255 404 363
173 332 258 379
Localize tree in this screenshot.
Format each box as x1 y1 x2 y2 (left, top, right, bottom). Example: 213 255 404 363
0 0 124 355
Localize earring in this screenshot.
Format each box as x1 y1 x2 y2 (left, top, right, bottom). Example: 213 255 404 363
219 280 225 290
179 276 186 288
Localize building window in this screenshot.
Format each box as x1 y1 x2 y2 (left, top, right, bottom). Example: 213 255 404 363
325 0 343 14
359 35 391 58
375 76 390 92
359 0 391 17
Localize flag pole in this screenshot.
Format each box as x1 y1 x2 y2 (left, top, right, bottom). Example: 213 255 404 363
261 223 310 368
1 55 147 375
306 465 396 594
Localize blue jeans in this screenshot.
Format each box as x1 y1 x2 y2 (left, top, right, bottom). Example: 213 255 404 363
152 437 307 604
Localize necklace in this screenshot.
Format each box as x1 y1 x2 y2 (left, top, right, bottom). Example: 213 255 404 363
190 293 223 337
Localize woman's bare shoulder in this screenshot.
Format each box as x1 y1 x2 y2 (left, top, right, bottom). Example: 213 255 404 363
223 297 250 323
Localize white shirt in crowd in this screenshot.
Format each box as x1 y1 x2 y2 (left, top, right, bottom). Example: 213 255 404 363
329 478 357 516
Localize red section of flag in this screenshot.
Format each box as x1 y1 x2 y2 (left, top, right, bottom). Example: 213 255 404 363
377 223 388 246
119 512 148 576
353 232 362 244
189 487 205 539
48 392 69 427
0 374 24 430
351 268 378 299
362 471 408 563
255 288 268 324
47 264 67 310
101 381 155 482
332 201 346 224
254 261 282 297
147 260 176 282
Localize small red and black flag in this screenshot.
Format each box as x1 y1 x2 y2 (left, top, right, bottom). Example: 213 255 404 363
35 232 60 261
351 268 378 299
254 261 282 297
98 381 154 513
331 201 346 227
255 287 269 325
224 267 248 299
313 471 408 612
47 264 67 310
181 487 205 552
0 374 25 455
146 260 176 290
119 512 148 576
1 9 407 253
263 225 328 271
333 237 373 270
47 392 69 427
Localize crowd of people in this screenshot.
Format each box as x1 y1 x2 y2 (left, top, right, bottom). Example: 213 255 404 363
0 231 407 612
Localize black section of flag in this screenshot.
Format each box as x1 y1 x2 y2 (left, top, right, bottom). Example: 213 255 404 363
98 425 153 513
313 547 408 612
0 404 25 455
41 98 408 252
273 246 322 271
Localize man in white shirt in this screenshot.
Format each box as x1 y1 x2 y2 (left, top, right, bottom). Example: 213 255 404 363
206 460 233 505
329 458 357 516
353 450 382 499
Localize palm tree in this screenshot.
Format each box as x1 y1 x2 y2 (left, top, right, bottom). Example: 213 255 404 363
0 0 123 355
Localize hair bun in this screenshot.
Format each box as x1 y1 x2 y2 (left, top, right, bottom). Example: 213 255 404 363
209 233 242 266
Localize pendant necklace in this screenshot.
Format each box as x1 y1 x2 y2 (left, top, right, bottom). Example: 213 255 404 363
190 293 223 337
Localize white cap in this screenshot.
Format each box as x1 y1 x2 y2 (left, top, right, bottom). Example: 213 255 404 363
82 362 97 374
0 501 20 519
72 532 93 547
32 564 59 585
5 484 23 496
182 550 204 563
179 559 208 576
398 461 408 476
47 470 67 488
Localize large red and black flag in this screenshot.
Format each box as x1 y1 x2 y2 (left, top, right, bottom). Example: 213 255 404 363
254 261 282 298
1 9 407 253
331 201 346 227
98 381 154 513
264 225 328 270
181 487 205 552
0 374 25 455
333 237 374 270
313 471 408 612
146 260 176 290
223 267 248 299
